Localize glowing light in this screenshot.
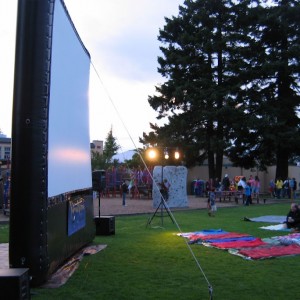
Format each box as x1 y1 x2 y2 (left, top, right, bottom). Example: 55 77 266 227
164 148 169 159
148 148 157 159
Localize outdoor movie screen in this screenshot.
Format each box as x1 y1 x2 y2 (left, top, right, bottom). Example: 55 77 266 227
48 0 92 197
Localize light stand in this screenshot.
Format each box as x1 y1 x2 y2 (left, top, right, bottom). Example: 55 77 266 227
146 147 180 227
147 165 175 227
146 147 181 227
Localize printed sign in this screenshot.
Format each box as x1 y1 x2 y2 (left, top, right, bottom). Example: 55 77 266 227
68 197 86 236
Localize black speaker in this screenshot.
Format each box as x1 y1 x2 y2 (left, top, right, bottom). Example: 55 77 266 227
94 216 115 235
0 268 30 299
92 170 106 192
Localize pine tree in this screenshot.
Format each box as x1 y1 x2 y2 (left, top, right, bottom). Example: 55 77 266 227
103 127 120 163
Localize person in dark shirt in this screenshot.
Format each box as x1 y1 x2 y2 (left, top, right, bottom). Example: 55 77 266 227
286 203 300 231
222 174 230 191
121 180 128 206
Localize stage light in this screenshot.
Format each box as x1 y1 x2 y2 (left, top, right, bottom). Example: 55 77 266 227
174 149 180 160
164 148 169 160
148 148 157 160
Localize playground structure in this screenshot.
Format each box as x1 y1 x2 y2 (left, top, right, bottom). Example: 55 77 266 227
100 166 153 199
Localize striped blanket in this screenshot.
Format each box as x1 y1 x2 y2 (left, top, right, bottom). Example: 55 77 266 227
179 229 300 260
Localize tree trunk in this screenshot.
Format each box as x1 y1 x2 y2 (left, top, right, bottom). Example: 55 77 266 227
275 147 289 180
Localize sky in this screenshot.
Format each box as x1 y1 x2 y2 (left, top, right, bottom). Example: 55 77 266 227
0 0 183 152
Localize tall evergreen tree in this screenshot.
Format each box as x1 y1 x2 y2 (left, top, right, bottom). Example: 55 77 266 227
142 0 300 180
142 0 248 179
227 0 300 179
103 127 120 163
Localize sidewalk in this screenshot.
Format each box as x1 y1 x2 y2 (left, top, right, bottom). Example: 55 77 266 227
0 195 291 224
93 195 236 216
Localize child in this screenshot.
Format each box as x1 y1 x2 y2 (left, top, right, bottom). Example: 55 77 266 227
207 190 217 217
244 183 252 206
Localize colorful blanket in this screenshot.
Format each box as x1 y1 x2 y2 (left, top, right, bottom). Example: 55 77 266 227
234 244 300 260
180 229 300 260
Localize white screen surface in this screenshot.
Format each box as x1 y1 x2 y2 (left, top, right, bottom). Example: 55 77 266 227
48 0 92 197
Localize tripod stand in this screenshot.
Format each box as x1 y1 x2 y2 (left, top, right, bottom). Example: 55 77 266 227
146 189 175 227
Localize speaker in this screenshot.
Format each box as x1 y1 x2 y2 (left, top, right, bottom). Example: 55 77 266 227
92 170 106 192
0 268 30 299
94 216 115 235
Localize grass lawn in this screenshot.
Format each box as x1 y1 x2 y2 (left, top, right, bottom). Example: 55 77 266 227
1 203 300 299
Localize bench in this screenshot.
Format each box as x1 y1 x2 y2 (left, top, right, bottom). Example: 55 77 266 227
215 191 243 203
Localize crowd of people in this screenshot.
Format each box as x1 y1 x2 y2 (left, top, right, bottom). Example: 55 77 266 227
193 174 261 205
195 174 299 202
269 177 298 199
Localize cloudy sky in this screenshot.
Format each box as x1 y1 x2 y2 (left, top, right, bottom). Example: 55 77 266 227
0 0 183 151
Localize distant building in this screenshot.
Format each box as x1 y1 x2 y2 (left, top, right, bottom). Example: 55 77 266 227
0 137 11 164
90 140 103 155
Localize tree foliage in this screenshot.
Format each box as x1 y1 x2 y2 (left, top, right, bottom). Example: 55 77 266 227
91 128 120 170
141 0 300 180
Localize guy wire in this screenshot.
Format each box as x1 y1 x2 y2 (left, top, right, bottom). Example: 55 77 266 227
90 60 213 298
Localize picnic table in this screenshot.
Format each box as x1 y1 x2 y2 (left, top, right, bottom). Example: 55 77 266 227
215 190 244 204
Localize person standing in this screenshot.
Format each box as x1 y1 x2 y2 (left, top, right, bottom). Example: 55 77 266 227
289 178 295 199
207 190 217 217
269 179 276 198
275 178 283 199
292 178 297 199
244 183 252 206
253 176 260 203
121 180 128 206
237 176 247 204
222 174 230 191
161 178 171 201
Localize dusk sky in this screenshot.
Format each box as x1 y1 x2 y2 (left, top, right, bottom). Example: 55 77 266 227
0 0 183 151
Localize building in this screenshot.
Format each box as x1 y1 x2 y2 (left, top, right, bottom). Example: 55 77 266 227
0 137 11 166
90 140 103 155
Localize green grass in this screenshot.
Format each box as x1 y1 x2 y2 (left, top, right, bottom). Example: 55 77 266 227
1 203 300 299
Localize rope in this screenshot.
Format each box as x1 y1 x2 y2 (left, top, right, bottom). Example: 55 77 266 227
90 60 213 299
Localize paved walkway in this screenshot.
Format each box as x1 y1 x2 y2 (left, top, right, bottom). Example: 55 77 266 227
0 195 233 224
0 194 291 224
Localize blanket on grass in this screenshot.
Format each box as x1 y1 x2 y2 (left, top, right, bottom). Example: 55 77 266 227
259 223 291 231
230 244 300 260
243 215 286 223
180 231 250 244
263 232 300 246
180 229 300 260
42 244 107 288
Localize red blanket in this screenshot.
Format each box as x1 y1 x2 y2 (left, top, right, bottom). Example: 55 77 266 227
238 244 300 259
209 238 266 249
189 232 250 243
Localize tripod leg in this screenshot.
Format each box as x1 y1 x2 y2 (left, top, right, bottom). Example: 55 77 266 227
146 196 174 227
146 198 163 227
161 199 175 223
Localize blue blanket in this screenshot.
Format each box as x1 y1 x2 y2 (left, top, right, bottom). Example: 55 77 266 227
244 215 286 223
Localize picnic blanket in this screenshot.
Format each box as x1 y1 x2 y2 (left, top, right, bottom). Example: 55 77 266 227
181 231 250 244
231 244 300 260
259 223 291 231
180 229 300 260
243 215 286 223
263 232 300 246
